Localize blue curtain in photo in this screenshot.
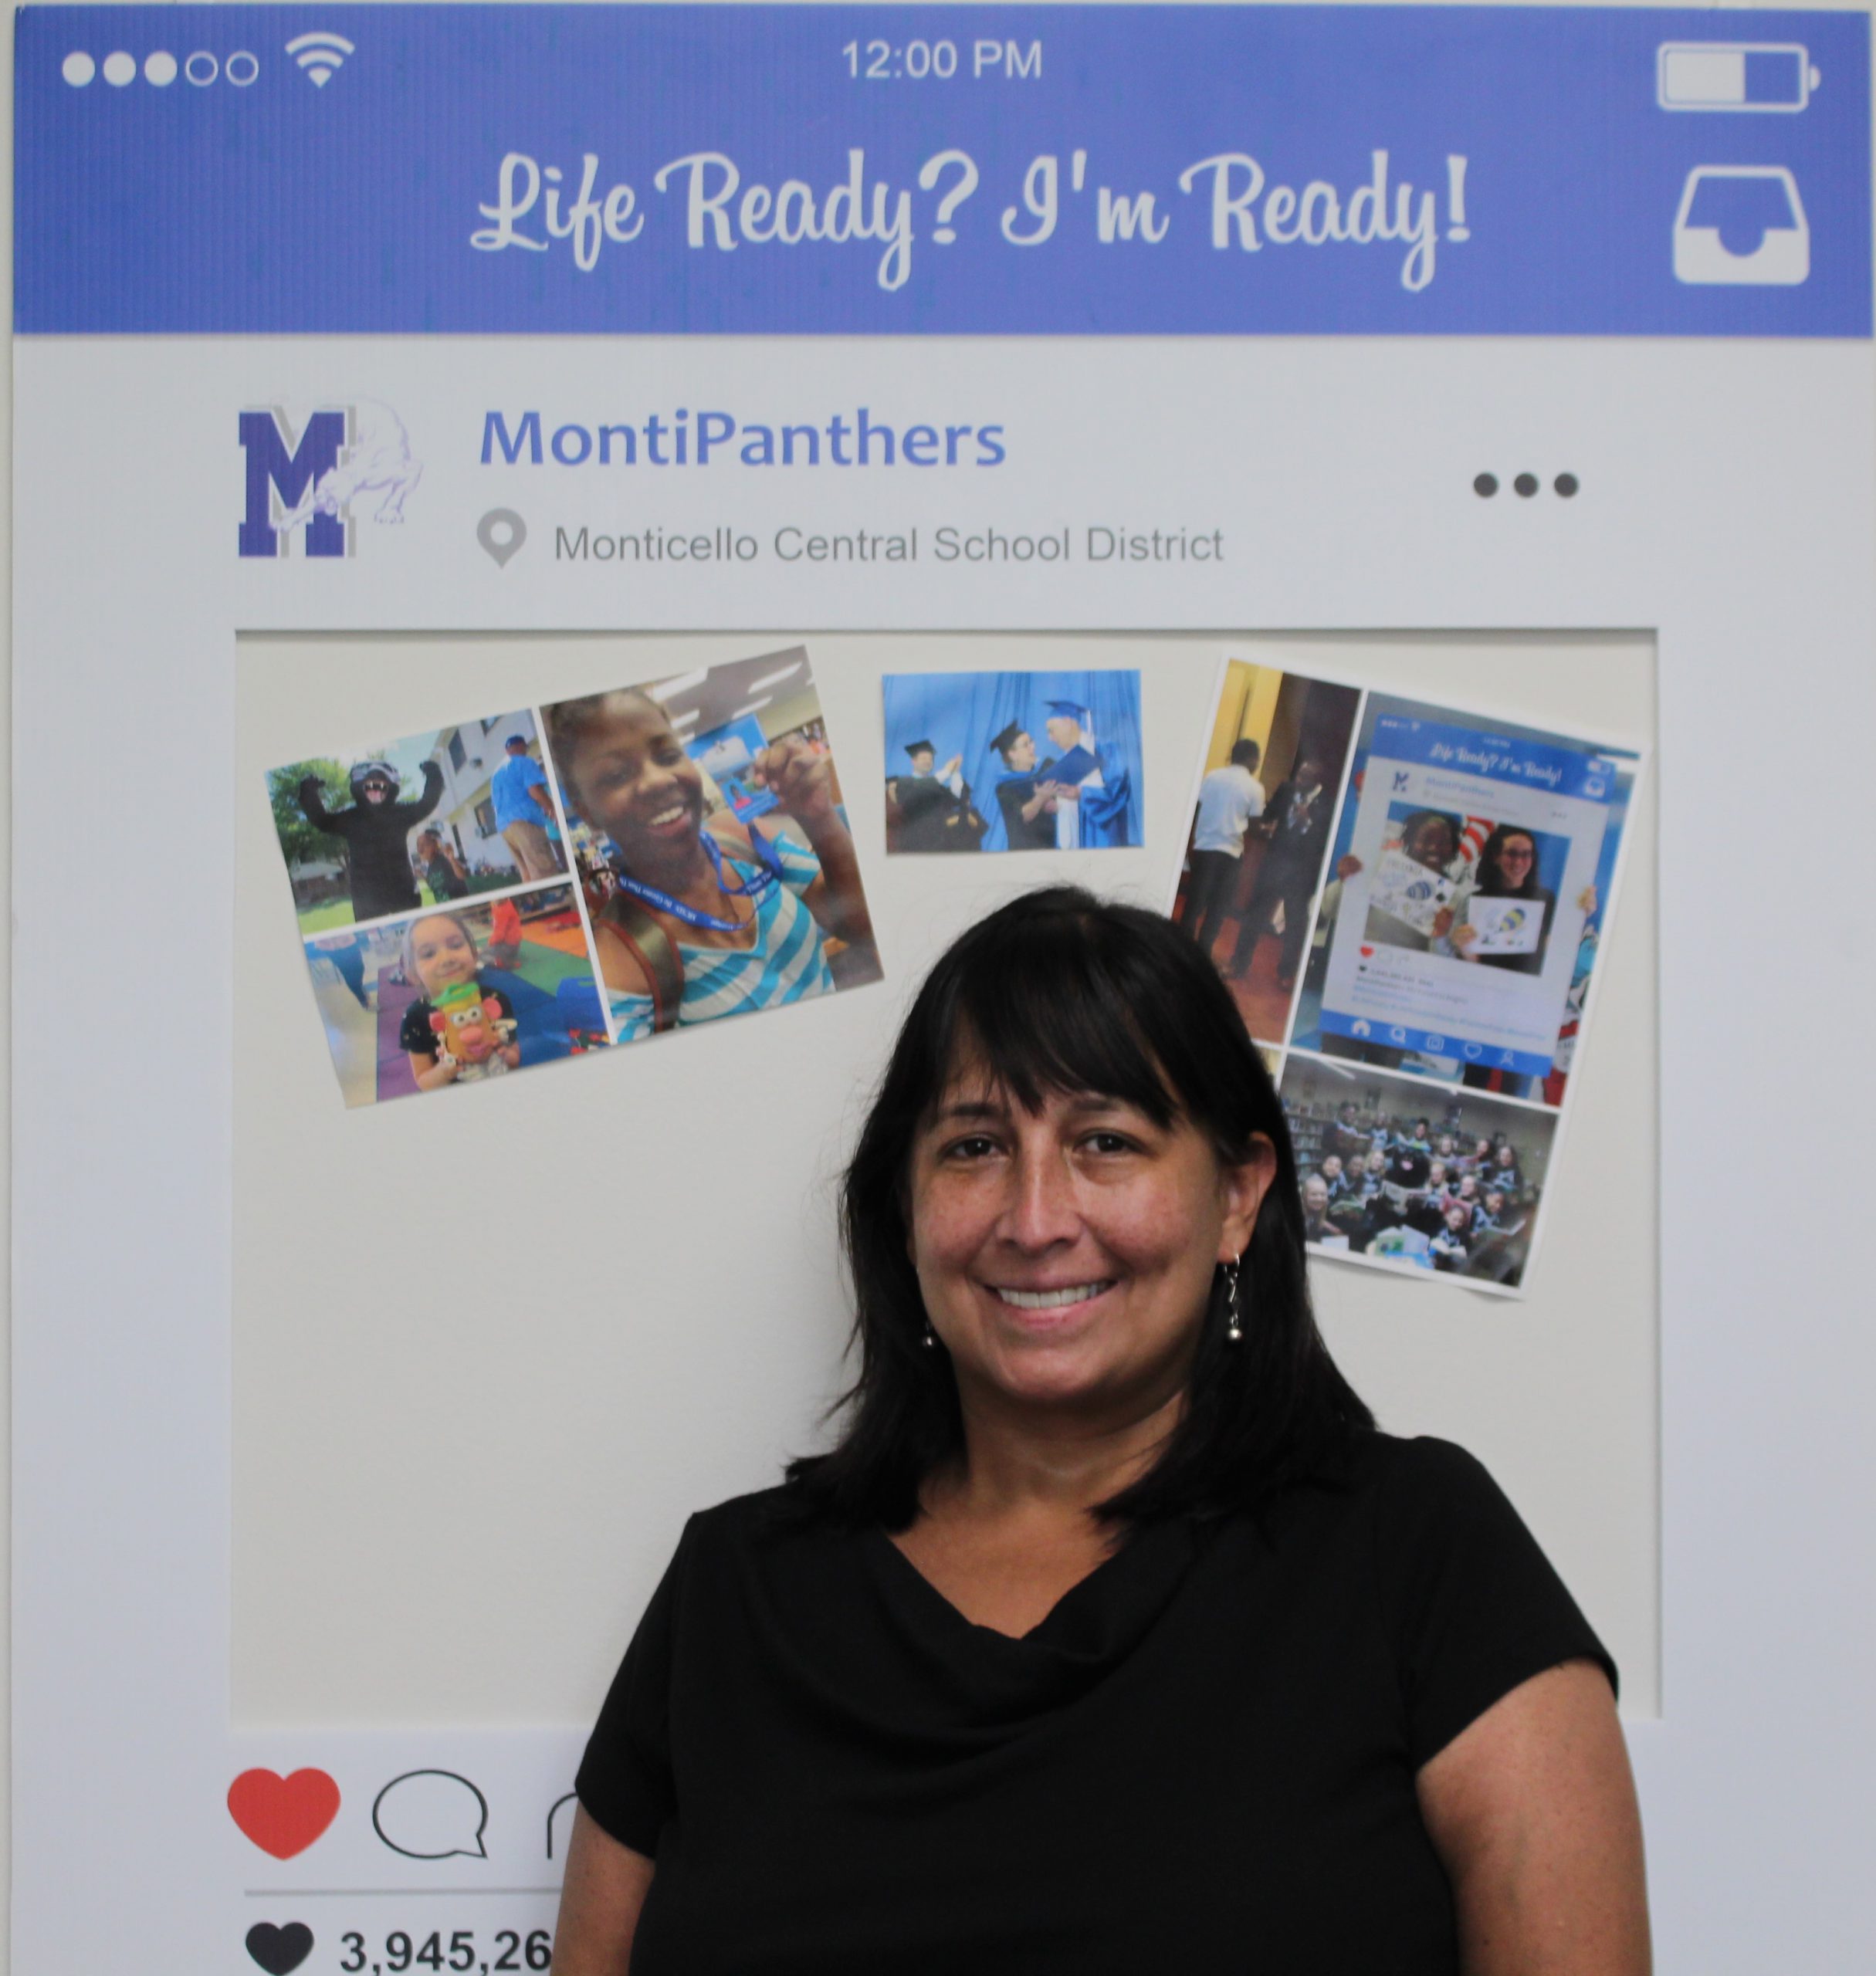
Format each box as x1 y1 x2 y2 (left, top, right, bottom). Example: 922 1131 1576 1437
882 670 1143 853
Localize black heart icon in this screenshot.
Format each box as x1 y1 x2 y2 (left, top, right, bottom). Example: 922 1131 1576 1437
246 1920 314 1974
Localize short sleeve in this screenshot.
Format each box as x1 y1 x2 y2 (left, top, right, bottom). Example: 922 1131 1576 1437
575 1522 692 1856
1371 1437 1617 1768
767 833 823 896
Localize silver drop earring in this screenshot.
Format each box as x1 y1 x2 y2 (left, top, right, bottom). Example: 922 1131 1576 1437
1224 1257 1244 1343
922 1320 938 1349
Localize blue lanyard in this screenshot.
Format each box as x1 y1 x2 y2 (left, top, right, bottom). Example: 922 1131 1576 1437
608 829 781 934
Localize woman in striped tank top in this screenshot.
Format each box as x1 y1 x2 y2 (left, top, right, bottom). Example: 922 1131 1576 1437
546 688 876 1041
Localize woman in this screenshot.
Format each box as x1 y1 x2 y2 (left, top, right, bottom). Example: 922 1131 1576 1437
553 891 1648 1974
1450 824 1594 1095
543 689 875 1039
1346 809 1462 952
1451 825 1573 977
1321 812 1461 1068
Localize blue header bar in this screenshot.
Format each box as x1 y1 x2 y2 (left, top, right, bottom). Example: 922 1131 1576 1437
15 5 1871 335
1370 717 1624 801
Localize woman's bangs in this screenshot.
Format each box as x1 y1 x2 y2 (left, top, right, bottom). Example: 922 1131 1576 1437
943 920 1179 1127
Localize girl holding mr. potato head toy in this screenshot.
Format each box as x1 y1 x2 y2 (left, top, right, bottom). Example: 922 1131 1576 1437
398 912 520 1090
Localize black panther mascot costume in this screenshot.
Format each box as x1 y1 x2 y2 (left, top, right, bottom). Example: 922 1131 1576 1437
300 759 444 922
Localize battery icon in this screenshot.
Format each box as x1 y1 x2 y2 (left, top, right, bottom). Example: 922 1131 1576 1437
1658 43 1820 112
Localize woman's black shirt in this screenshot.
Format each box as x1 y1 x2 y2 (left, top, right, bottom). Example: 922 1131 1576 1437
575 1433 1614 1975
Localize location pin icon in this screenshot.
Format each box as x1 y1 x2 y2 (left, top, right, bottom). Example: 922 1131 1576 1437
478 509 527 567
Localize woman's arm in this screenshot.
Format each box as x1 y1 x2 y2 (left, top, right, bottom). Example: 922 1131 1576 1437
550 1805 655 1976
753 737 874 946
1417 1659 1650 1976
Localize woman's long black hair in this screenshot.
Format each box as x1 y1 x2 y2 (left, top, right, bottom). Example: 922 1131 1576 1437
786 888 1372 1529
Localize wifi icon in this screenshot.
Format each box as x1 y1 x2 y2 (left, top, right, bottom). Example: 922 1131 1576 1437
285 31 354 87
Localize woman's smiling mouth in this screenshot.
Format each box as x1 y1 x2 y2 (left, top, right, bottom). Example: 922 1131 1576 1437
990 1281 1115 1312
640 798 695 836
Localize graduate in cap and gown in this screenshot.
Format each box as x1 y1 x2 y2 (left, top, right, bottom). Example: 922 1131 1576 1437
1038 700 1137 850
892 739 977 853
988 720 1060 851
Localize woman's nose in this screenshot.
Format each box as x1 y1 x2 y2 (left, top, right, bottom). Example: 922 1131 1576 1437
1001 1148 1082 1248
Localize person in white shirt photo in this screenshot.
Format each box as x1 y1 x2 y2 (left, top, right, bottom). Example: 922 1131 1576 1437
1183 739 1265 960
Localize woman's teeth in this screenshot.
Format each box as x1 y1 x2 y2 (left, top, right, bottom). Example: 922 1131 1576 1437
646 804 688 827
994 1283 1112 1310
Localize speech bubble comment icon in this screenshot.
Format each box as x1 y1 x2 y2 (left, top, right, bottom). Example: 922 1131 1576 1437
371 1769 489 1859
478 508 527 567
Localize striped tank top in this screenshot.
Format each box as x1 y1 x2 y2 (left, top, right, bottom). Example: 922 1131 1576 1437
605 834 835 1042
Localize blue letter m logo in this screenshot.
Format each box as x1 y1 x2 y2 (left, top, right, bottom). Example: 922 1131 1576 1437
239 408 349 557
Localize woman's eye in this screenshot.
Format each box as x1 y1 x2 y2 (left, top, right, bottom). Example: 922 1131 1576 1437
1083 1130 1138 1155
943 1135 999 1161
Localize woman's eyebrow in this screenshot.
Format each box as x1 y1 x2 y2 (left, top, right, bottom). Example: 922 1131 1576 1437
932 1098 1007 1124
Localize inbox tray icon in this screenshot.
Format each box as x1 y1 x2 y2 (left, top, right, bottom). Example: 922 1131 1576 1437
1658 42 1819 113
1674 167 1809 286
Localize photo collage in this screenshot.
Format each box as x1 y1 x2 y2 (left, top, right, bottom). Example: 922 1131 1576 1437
267 643 1640 1293
1169 660 1643 1294
268 648 881 1105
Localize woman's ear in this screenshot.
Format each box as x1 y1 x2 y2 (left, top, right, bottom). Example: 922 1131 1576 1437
1219 1135 1280 1261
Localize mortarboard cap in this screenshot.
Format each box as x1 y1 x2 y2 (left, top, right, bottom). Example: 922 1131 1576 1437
904 739 935 756
989 721 1024 756
1044 699 1085 719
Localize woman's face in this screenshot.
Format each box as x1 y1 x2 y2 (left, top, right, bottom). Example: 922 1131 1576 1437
1492 832 1537 888
1404 817 1457 871
1445 1203 1472 1232
564 695 706 870
908 1068 1272 1420
1004 733 1037 773
409 916 477 996
1494 826 1534 889
1495 1145 1517 1169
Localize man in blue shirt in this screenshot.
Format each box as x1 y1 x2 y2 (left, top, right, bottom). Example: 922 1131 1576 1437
492 733 561 881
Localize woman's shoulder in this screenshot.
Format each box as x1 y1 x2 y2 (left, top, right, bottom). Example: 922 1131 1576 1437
682 1480 838 1555
1349 1426 1497 1483
1307 1428 1510 1526
591 911 655 996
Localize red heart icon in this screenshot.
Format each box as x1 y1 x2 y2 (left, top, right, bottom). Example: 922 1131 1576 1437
1360 946 1375 958
228 1769 340 1859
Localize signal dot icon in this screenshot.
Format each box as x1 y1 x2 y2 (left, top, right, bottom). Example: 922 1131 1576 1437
285 32 354 87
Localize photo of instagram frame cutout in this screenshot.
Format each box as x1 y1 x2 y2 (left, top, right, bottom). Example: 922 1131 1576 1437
269 648 881 1103
1171 657 1643 1294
